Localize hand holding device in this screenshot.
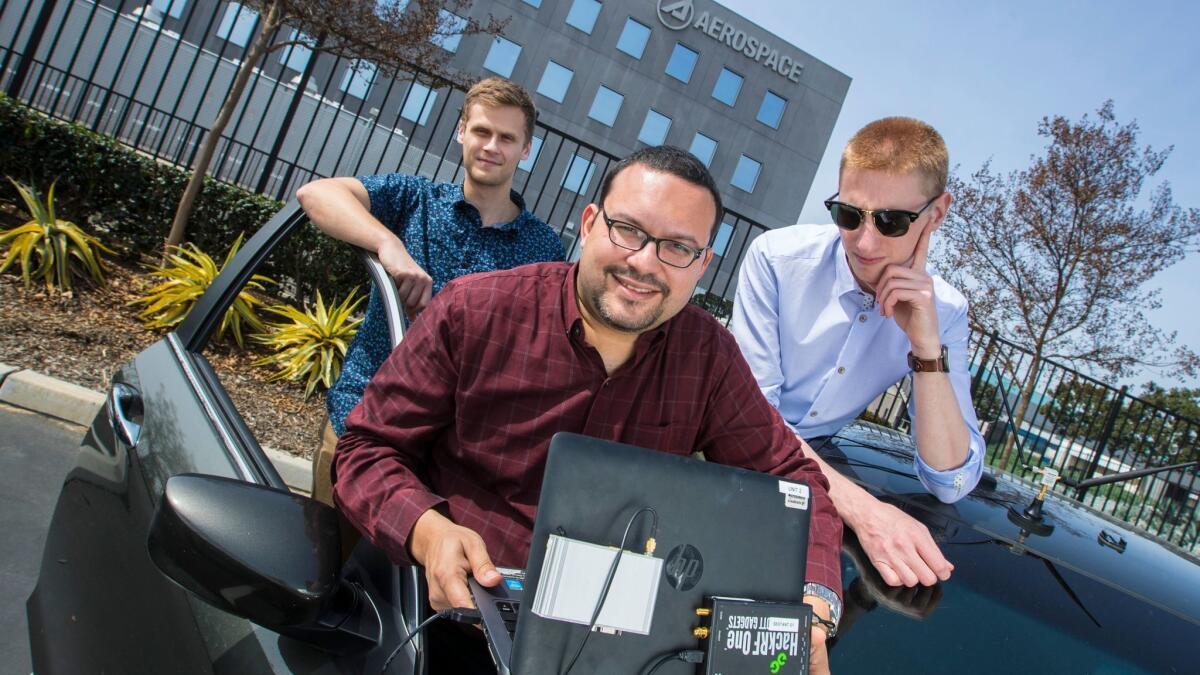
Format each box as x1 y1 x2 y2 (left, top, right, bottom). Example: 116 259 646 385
410 509 502 610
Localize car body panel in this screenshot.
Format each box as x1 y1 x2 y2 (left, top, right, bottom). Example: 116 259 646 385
826 423 1200 673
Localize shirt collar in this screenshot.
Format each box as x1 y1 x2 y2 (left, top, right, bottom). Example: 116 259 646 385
452 185 533 233
832 237 863 299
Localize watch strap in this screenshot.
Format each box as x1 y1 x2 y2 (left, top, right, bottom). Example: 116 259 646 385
908 345 949 373
803 582 842 636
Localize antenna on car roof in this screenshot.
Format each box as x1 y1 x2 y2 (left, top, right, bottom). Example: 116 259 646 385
1058 460 1199 498
1006 466 1059 539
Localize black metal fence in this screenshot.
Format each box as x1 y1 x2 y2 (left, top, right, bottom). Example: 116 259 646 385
0 0 764 307
3 0 1197 552
865 329 1200 553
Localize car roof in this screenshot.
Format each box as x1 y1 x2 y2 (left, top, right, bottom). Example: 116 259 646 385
824 422 1200 673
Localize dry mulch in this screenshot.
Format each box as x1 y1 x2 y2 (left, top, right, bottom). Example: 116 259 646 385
0 258 325 459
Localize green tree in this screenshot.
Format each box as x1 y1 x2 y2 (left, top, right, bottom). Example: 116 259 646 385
1040 379 1200 465
936 102 1200 469
166 0 504 249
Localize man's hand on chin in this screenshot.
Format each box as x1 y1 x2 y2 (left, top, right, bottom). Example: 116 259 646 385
409 509 502 611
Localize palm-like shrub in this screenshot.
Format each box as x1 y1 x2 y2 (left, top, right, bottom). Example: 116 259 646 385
254 290 364 397
0 178 115 292
130 234 272 347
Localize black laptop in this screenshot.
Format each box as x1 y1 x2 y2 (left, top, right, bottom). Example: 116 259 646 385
470 432 813 674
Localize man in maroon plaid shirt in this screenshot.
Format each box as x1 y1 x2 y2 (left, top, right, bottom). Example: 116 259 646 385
334 146 841 674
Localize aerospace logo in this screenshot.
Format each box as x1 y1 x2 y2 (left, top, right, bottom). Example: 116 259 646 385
657 0 694 31
664 544 704 591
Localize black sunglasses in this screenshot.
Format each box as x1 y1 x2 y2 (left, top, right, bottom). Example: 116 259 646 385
823 192 938 238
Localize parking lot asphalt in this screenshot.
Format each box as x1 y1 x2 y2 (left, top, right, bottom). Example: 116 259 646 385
0 404 82 675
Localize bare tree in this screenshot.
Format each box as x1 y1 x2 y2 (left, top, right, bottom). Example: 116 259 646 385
936 101 1200 468
165 0 504 249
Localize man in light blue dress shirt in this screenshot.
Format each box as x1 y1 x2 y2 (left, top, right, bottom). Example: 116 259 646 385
732 117 984 590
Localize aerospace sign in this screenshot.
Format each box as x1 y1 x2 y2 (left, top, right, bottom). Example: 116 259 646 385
657 0 804 84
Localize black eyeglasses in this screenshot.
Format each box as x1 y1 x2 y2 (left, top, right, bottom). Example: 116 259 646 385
823 192 938 238
599 209 707 269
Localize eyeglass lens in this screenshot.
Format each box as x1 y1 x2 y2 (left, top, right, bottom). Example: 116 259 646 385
608 221 697 267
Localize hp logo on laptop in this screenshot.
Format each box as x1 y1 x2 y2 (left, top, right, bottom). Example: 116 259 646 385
656 0 694 31
664 544 704 591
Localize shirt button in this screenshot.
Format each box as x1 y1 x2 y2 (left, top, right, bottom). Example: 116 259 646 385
810 411 818 417
858 314 867 323
837 366 846 374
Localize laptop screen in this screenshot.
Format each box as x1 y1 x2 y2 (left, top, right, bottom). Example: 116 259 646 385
505 432 812 673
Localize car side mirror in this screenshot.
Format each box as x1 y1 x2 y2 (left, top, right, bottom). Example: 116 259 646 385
148 474 379 653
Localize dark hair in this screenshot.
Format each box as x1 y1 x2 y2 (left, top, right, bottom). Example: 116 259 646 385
597 145 724 243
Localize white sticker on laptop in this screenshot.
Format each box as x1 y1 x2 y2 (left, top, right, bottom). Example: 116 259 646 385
779 481 810 510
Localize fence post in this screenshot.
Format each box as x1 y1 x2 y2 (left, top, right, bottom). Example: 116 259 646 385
5 0 60 99
971 329 998 397
257 33 325 196
1077 385 1128 500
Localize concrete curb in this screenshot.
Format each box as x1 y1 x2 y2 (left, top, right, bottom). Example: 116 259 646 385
0 361 312 493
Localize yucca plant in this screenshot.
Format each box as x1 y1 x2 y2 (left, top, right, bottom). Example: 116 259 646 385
0 178 115 293
130 233 272 347
254 289 365 397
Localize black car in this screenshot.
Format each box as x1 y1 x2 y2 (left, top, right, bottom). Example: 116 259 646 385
26 203 1200 674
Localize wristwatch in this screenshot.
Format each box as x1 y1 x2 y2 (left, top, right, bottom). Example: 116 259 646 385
803 582 842 638
907 345 949 373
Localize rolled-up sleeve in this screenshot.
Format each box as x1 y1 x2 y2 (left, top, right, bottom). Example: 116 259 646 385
907 301 984 502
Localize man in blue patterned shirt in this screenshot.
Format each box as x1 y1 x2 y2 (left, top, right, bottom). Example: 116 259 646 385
298 77 564 508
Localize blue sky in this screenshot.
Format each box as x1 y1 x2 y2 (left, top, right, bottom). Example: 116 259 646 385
721 0 1200 389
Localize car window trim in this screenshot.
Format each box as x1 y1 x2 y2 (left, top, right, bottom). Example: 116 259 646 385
167 333 259 483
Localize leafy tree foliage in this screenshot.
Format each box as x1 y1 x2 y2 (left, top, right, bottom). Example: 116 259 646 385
1040 379 1199 464
936 102 1200 467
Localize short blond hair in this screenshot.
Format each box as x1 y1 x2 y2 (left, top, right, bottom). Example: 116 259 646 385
840 117 949 196
461 77 537 144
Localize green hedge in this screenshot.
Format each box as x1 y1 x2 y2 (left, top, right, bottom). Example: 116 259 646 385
0 93 362 302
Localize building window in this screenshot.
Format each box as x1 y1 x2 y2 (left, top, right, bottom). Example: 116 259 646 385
638 109 671 145
732 155 761 193
587 86 623 127
339 61 377 99
522 0 541 7
430 10 467 53
279 29 313 72
561 153 597 194
713 222 734 256
152 0 187 19
711 68 743 107
665 42 698 83
216 3 258 47
483 37 521 78
565 0 602 34
401 81 437 124
616 18 651 59
536 61 573 103
757 90 787 129
518 135 544 173
689 132 717 167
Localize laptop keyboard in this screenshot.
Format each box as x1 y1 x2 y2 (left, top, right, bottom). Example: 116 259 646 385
495 600 521 637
